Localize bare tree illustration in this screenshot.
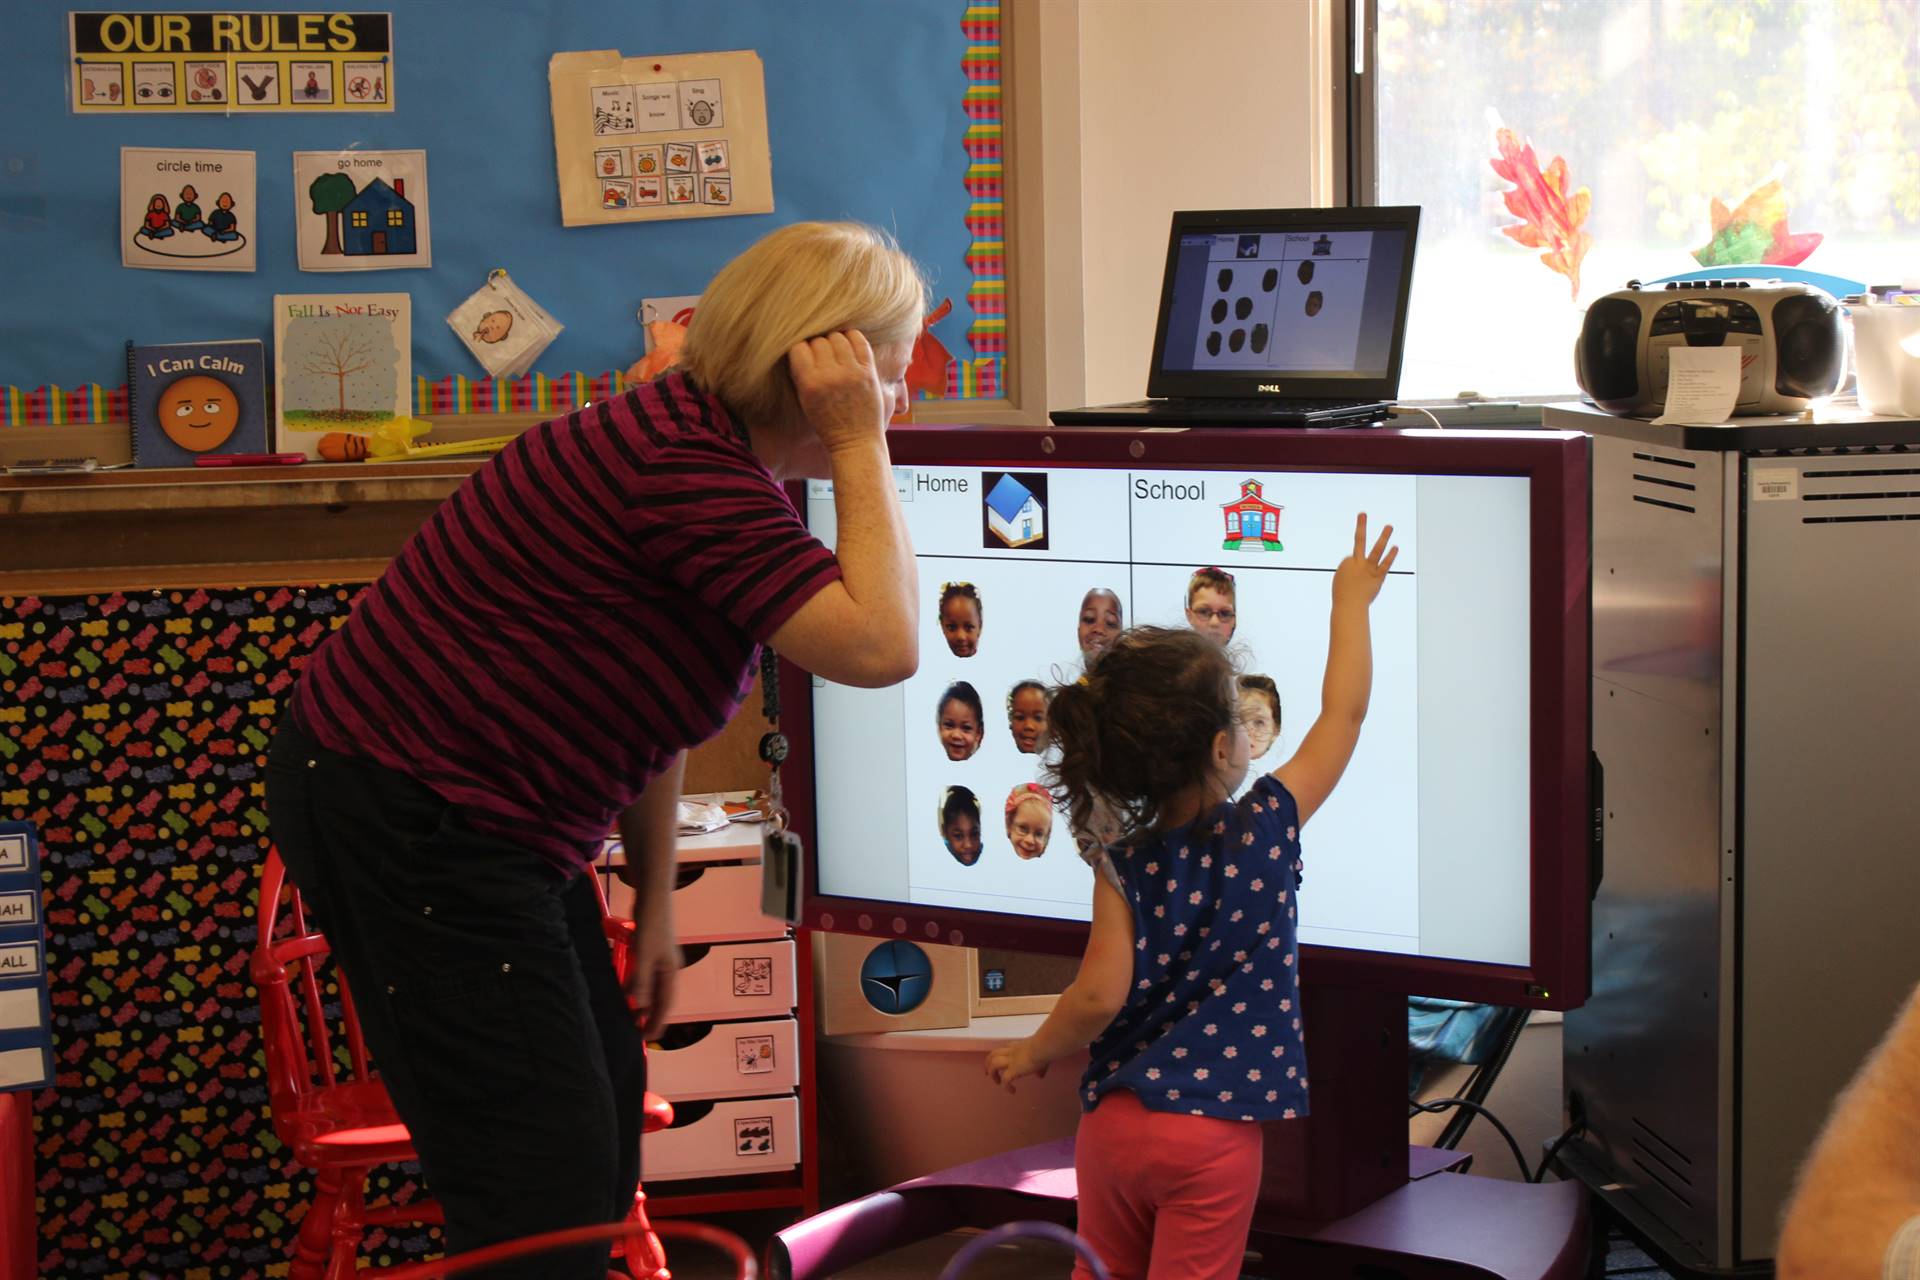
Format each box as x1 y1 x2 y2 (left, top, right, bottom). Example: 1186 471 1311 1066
302 328 373 412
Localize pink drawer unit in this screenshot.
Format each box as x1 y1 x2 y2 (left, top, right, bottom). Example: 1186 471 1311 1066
648 1016 800 1102
602 862 786 944
642 1094 800 1181
669 862 787 943
667 938 796 1023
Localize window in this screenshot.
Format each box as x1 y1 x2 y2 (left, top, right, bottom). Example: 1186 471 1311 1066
387 209 405 227
1357 0 1920 400
350 210 368 228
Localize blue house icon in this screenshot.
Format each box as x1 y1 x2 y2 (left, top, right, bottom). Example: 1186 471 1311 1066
985 473 1044 547
341 177 416 256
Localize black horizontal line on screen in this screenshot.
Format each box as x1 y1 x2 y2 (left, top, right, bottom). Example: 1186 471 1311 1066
912 552 1413 575
1134 562 1414 575
908 886 1093 908
914 553 1128 566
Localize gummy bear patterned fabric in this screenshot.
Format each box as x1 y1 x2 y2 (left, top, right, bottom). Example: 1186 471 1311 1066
1082 775 1309 1124
1 587 435 1279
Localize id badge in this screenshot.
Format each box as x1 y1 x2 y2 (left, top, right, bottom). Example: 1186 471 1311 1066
760 825 803 926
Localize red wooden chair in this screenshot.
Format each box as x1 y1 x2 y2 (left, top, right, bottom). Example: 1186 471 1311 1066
253 848 676 1280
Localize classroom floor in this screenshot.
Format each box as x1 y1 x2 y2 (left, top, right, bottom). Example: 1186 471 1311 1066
665 1221 1676 1279
667 1019 1683 1278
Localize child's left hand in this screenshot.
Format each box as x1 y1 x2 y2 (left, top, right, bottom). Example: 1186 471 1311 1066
985 1040 1049 1093
1332 512 1398 610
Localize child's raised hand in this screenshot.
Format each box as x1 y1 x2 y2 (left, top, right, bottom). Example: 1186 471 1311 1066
1332 512 1398 610
985 1040 1049 1094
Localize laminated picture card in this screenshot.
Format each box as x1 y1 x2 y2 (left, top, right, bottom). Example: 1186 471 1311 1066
448 269 562 378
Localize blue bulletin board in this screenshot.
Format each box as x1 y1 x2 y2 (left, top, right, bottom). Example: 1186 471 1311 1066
0 1 983 397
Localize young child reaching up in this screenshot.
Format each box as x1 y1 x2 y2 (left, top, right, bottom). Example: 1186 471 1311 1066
986 513 1396 1280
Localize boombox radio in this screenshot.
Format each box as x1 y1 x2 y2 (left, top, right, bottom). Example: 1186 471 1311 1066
1575 279 1846 417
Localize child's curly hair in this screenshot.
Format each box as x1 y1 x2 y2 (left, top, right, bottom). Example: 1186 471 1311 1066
1044 626 1239 846
940 785 980 831
1005 678 1048 714
939 581 982 618
938 681 984 727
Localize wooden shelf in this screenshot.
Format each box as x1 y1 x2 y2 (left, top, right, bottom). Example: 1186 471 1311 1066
0 458 483 515
0 458 494 596
0 411 547 474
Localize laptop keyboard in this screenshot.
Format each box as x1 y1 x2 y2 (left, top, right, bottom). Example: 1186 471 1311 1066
1193 398 1380 415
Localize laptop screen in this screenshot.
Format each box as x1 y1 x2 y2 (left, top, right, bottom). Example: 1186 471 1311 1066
1145 207 1419 401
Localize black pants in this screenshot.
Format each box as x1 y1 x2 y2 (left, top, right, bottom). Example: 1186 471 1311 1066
266 717 646 1279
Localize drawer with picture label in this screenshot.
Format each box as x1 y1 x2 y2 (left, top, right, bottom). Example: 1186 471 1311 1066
648 1016 799 1101
667 938 796 1023
642 1094 800 1181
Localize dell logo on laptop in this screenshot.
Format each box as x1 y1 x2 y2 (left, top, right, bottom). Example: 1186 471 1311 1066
1257 384 1283 393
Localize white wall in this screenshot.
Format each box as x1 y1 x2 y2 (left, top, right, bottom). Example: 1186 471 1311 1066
1074 0 1323 404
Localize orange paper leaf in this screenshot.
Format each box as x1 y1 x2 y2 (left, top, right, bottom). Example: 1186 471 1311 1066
1490 127 1593 299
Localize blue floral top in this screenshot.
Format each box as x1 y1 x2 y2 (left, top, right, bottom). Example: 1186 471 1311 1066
1082 775 1308 1123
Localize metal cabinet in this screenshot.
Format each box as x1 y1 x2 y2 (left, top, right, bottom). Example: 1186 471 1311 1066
1549 403 1920 1274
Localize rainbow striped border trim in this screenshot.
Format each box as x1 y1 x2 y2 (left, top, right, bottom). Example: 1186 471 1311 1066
3 373 633 426
1 384 129 427
960 1 1007 392
412 370 631 416
946 359 1000 398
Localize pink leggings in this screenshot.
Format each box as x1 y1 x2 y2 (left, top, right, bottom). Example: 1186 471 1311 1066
1072 1090 1264 1280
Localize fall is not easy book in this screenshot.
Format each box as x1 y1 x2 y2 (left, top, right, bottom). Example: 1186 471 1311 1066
272 293 411 459
126 339 270 468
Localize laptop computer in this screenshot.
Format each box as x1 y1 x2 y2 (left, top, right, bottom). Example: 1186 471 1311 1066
1050 206 1421 427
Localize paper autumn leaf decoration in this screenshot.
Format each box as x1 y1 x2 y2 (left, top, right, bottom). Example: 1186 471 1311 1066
1693 179 1823 268
1490 127 1593 299
905 297 955 401
624 318 687 382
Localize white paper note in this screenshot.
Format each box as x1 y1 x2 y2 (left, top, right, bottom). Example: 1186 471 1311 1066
0 1046 47 1089
1654 346 1741 424
0 987 41 1032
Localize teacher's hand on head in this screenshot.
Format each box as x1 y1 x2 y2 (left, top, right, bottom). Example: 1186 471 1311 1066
788 329 887 454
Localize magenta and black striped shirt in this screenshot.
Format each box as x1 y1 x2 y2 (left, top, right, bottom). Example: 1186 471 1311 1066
290 372 842 873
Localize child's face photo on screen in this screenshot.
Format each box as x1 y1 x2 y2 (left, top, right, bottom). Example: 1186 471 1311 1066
1078 588 1123 658
937 682 984 761
939 582 982 658
1007 682 1049 754
1005 785 1054 860
941 787 983 866
1238 677 1280 760
1186 570 1238 646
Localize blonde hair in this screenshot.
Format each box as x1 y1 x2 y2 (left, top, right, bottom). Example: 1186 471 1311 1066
678 221 930 430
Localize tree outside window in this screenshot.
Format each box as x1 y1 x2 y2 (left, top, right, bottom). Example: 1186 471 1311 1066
1374 0 1920 399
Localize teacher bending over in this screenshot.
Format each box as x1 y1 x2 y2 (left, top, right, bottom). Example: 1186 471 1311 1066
266 221 924 1278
